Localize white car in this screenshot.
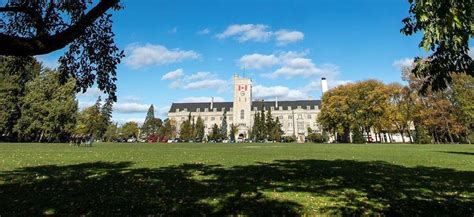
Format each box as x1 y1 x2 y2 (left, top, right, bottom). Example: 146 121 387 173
167 139 174 143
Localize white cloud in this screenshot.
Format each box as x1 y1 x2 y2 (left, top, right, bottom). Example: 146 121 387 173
253 85 308 101
125 44 200 69
269 59 339 79
393 58 414 70
216 24 273 42
302 79 352 92
216 24 304 45
183 79 228 92
121 95 141 103
238 53 279 70
177 96 226 103
113 103 150 114
77 87 103 98
114 118 145 126
161 68 184 80
275 30 304 45
187 71 214 81
197 28 210 35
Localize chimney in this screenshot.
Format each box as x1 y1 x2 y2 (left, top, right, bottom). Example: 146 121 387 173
210 97 214 110
321 77 328 95
275 97 278 108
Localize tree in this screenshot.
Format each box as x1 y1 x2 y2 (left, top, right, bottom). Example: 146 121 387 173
140 105 162 141
250 112 260 141
0 56 40 140
121 121 139 139
229 124 237 141
179 113 193 141
0 0 124 100
195 116 205 141
259 108 266 141
209 123 220 141
265 108 274 139
450 73 474 143
220 110 228 139
269 117 283 142
401 0 473 93
160 118 176 140
104 122 119 142
14 69 77 142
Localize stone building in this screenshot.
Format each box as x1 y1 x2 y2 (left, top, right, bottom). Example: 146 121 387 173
168 75 327 141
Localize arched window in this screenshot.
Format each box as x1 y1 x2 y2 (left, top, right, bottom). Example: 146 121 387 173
240 109 245 120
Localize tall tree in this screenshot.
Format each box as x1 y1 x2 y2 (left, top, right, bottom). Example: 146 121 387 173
220 109 228 139
195 116 205 141
179 113 193 141
401 0 473 93
0 56 40 140
209 123 220 141
140 104 162 141
0 0 124 100
229 124 237 141
160 118 176 140
14 69 77 142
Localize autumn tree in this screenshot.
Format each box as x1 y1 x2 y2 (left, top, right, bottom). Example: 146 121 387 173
0 0 124 100
401 0 473 93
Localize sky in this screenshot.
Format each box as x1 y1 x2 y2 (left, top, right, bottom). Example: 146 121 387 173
38 0 437 124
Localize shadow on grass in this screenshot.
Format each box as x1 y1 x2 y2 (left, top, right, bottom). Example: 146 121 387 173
438 151 474 156
0 160 473 216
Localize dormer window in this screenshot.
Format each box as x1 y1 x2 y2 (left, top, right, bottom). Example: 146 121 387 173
197 108 200 112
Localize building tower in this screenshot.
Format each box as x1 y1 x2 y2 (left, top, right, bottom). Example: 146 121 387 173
232 75 252 138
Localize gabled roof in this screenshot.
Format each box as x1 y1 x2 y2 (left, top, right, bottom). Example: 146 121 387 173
169 100 321 113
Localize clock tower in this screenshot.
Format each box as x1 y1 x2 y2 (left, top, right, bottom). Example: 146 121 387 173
232 75 252 139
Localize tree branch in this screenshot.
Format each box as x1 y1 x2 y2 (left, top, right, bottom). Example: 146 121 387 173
0 0 120 56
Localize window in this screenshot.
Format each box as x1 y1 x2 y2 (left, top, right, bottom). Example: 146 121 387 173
205 117 208 121
297 121 304 130
279 115 283 120
307 114 311 119
220 117 223 120
288 106 292 110
240 109 245 120
298 114 302 119
204 108 208 112
176 108 180 112
297 106 301 109
229 117 233 121
197 108 200 112
307 106 310 110
288 115 293 119
211 117 215 121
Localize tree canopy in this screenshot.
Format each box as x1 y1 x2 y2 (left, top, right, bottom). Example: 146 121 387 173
401 0 473 93
0 0 124 101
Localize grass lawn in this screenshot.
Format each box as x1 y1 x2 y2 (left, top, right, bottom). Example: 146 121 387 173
0 142 473 216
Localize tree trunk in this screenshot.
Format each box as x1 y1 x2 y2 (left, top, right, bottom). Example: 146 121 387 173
407 129 413 143
38 131 44 143
400 130 405 143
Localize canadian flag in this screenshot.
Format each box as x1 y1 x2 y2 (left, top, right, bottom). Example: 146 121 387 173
238 85 247 91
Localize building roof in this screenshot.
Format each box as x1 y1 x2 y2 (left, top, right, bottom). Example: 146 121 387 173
169 100 321 113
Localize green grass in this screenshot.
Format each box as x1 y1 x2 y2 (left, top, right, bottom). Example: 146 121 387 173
0 142 473 216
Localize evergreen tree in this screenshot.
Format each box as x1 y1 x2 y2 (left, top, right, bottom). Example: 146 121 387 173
141 104 162 141
270 117 283 141
179 113 193 141
258 108 266 141
210 123 220 141
0 56 40 140
230 124 237 141
265 108 274 139
98 97 114 140
251 112 260 141
220 109 228 139
104 122 119 142
195 116 205 141
14 70 77 142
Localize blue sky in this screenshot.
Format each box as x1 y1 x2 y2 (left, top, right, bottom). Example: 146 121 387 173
39 0 432 124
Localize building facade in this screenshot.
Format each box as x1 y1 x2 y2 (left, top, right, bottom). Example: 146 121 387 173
168 75 325 140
